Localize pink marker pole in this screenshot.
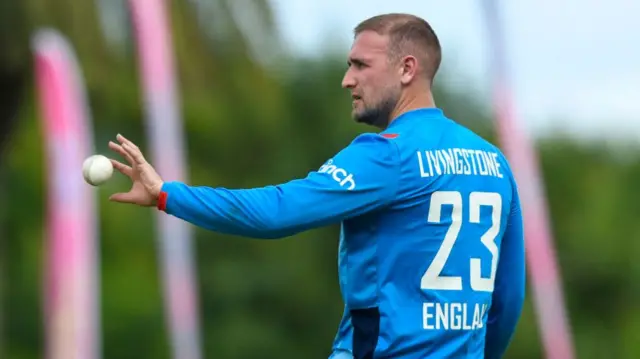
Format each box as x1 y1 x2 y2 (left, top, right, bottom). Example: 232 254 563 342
481 1 576 358
126 1 203 358
32 29 101 359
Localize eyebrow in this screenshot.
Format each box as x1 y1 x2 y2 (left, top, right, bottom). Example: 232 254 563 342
347 57 367 66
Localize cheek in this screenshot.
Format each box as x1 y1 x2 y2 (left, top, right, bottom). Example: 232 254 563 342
369 79 393 102
360 77 382 98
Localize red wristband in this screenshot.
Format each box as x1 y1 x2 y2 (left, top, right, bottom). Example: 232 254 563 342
157 191 168 211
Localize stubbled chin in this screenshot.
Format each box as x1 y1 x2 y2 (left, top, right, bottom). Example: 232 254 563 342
353 110 368 123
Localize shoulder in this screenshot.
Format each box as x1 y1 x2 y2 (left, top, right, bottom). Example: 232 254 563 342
334 132 401 165
351 132 399 144
484 141 514 174
346 132 401 154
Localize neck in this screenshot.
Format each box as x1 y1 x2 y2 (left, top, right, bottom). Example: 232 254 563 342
388 89 436 126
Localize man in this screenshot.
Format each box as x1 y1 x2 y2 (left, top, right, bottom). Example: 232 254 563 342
108 13 525 359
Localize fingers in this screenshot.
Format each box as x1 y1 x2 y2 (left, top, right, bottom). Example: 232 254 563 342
116 134 147 166
109 141 134 165
116 133 133 146
109 191 146 204
109 190 155 207
122 142 147 165
108 192 135 203
111 159 132 177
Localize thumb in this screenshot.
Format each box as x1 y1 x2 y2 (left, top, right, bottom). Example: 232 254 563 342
109 192 138 204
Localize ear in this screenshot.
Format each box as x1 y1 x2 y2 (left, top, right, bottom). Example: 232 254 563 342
398 55 419 85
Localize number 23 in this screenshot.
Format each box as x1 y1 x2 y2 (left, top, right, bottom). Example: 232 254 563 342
421 191 501 292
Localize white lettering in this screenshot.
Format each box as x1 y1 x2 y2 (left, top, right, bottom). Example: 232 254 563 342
474 150 488 176
441 149 455 174
415 149 505 179
453 148 464 175
423 302 487 331
436 303 448 330
318 160 356 190
428 151 441 175
423 302 435 329
417 151 430 177
491 152 504 178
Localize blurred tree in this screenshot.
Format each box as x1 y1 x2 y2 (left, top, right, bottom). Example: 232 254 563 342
0 1 30 357
0 0 29 156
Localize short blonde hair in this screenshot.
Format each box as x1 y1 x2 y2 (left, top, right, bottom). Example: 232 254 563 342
354 13 442 83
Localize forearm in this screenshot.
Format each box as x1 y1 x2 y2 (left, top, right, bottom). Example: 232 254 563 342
159 181 300 238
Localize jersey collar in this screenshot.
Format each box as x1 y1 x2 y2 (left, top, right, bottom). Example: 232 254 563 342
387 107 446 129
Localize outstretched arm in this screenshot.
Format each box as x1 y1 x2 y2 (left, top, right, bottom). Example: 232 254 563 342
484 179 526 359
157 133 401 238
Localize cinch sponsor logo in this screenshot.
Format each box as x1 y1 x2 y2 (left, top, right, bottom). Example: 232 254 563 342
318 159 356 190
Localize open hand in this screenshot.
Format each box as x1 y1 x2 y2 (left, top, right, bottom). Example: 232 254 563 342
108 134 164 206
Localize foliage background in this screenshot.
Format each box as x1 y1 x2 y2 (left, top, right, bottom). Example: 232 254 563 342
1 1 639 358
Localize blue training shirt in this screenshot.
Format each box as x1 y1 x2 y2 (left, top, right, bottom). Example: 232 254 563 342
158 108 525 359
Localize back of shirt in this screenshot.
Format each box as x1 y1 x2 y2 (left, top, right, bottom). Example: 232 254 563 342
332 108 524 358
156 106 524 359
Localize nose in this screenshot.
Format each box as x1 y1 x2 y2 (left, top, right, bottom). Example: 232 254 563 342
341 68 356 89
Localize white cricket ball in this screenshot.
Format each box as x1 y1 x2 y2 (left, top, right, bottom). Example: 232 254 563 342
82 154 114 186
